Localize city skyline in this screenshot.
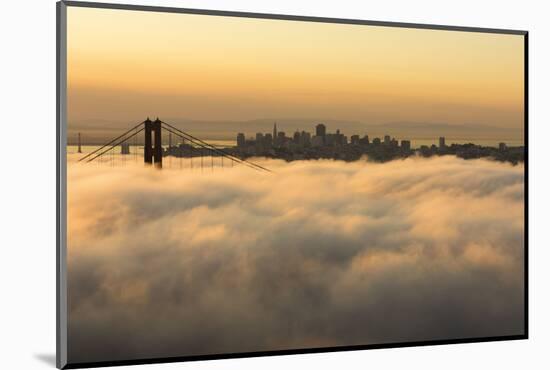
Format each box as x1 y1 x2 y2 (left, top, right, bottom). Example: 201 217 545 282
68 120 524 149
234 122 523 147
67 117 525 146
229 122 524 163
68 120 524 167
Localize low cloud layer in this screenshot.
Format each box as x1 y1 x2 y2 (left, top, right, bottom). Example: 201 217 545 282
67 156 525 363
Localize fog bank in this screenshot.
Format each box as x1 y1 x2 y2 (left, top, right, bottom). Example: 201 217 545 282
67 157 524 363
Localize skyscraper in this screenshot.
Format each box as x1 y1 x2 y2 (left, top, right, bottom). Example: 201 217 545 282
316 124 326 137
237 133 245 147
439 137 446 149
300 131 311 146
293 131 301 144
255 133 264 153
264 133 273 147
360 134 370 145
277 131 286 148
271 123 277 147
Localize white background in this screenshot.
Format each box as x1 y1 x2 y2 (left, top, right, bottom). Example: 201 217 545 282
1 0 548 368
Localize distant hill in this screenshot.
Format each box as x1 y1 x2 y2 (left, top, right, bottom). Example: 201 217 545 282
366 121 523 140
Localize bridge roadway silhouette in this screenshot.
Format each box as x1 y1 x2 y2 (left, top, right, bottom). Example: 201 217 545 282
78 118 271 173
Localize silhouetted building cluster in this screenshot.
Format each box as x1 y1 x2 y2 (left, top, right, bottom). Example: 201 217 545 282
232 123 415 162
159 122 524 165
415 141 523 164
227 123 524 164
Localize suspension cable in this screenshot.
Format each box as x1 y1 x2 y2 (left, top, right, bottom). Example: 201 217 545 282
79 121 145 162
86 127 145 163
160 125 265 173
161 121 271 173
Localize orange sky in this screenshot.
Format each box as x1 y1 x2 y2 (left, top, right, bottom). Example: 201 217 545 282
67 6 524 129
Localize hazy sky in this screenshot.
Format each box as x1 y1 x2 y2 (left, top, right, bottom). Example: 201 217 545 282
67 7 524 130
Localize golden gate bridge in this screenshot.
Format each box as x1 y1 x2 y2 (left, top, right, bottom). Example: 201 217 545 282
77 118 271 173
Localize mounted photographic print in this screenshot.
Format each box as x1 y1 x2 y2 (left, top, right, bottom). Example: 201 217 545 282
56 1 528 368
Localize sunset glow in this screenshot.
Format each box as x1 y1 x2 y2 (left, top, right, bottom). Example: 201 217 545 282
67 7 524 128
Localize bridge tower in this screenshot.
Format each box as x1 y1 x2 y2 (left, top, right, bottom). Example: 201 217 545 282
144 117 163 168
